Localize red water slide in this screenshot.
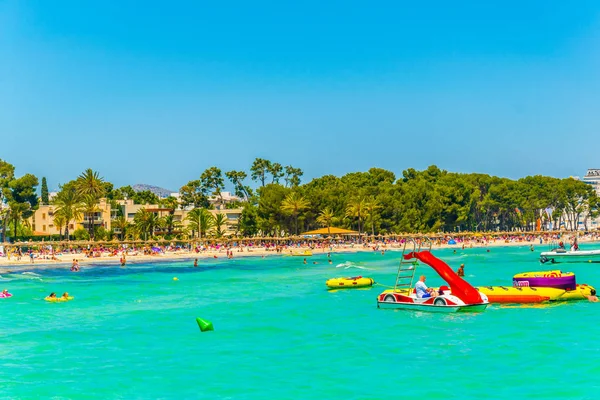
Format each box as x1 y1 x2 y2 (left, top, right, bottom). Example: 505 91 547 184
404 251 484 304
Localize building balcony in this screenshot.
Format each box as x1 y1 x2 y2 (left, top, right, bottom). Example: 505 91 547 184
81 217 104 226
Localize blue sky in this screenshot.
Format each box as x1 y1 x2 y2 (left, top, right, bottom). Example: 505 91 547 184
2 1 600 192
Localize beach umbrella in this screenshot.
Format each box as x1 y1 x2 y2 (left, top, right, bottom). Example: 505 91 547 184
448 239 457 245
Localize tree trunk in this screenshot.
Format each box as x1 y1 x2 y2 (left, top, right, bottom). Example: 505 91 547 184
86 213 94 239
1 217 7 242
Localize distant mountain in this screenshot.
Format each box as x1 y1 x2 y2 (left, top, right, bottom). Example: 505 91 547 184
132 184 174 198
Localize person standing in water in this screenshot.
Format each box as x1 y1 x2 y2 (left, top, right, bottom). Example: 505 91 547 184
457 264 465 277
194 259 198 267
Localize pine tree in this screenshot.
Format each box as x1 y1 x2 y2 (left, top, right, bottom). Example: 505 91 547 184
41 177 49 205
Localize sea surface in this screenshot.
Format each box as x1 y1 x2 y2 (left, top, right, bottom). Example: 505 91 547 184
1 244 600 399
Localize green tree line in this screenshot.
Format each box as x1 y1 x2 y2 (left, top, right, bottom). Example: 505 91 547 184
1 157 598 242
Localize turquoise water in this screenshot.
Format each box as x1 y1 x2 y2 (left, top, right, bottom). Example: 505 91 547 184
2 245 600 399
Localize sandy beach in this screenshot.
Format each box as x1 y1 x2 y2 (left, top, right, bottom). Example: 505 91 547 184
2 234 597 273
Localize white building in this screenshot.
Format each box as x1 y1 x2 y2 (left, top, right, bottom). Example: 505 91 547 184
571 169 600 230
582 169 600 195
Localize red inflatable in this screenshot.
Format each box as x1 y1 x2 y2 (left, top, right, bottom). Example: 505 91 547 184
404 251 483 304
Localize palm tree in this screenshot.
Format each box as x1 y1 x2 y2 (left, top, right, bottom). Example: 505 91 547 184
316 208 335 234
364 197 383 236
81 194 101 239
76 169 105 239
133 209 160 240
53 189 84 240
185 208 214 239
280 192 310 235
161 214 176 235
6 204 28 239
346 198 367 237
76 169 105 198
212 213 229 238
147 212 160 238
52 213 66 240
113 216 129 241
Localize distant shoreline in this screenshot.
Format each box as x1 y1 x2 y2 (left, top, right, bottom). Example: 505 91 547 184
3 237 599 274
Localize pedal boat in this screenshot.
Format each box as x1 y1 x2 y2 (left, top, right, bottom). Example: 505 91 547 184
378 287 489 313
377 249 489 313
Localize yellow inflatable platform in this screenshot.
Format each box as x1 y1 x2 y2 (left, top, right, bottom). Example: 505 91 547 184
290 250 313 257
326 276 374 289
478 284 593 304
45 296 74 302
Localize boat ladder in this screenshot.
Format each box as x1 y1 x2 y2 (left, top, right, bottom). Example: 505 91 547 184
393 237 432 293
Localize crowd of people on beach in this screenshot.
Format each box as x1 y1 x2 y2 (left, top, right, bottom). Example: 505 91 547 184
1 231 599 269
2 230 600 303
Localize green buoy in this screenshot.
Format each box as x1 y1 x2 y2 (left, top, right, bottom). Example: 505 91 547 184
196 317 214 332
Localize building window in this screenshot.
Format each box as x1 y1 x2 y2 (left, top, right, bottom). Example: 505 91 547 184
43 225 46 232
69 224 74 229
42 213 46 219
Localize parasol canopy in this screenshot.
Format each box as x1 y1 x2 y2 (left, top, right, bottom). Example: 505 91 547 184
300 227 359 236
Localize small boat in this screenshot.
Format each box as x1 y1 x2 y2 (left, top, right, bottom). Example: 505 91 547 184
478 284 594 303
540 248 600 264
513 270 576 290
377 238 489 313
326 276 374 289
